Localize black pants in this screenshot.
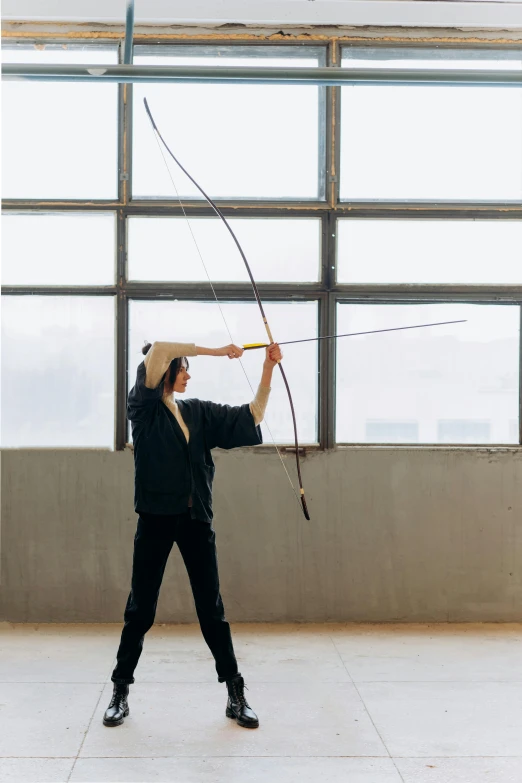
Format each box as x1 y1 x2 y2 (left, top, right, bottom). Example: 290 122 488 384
111 510 239 684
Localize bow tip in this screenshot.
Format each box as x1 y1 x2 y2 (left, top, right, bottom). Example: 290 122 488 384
143 97 158 132
301 495 311 521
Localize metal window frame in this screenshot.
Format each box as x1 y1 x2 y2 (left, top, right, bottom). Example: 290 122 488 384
2 36 521 450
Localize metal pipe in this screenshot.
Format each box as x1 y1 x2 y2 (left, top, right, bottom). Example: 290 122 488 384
123 0 135 66
3 64 522 87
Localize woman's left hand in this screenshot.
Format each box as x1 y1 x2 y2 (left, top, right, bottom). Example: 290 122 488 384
265 343 282 366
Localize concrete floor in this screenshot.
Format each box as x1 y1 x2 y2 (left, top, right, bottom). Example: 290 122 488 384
1 624 522 783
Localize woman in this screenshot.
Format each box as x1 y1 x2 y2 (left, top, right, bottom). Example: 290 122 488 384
103 338 282 730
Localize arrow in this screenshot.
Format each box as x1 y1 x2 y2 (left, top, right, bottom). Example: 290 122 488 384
243 319 467 350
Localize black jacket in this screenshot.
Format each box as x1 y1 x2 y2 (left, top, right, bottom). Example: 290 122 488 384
128 361 263 520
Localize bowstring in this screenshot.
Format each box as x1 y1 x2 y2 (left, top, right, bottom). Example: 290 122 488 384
151 128 302 509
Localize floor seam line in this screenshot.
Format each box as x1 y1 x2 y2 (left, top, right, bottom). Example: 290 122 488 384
65 660 114 782
328 634 406 783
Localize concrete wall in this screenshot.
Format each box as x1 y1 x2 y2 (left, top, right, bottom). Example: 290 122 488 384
2 447 522 623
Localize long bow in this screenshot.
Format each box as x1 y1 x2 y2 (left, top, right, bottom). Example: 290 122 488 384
144 98 310 521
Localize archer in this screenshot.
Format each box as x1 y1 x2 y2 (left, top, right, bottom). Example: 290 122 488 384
103 339 282 730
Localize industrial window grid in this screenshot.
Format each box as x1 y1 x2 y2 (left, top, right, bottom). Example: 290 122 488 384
2 35 522 450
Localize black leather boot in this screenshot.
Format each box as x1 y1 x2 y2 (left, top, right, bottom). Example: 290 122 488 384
225 675 259 728
103 683 130 727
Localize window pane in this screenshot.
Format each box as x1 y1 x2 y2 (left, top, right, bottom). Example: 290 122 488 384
132 45 323 200
337 219 522 285
2 213 116 285
336 303 520 444
1 296 115 447
340 49 522 201
129 300 318 444
2 46 118 199
128 216 321 282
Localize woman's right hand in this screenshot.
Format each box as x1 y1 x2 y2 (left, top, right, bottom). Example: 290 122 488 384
214 344 244 360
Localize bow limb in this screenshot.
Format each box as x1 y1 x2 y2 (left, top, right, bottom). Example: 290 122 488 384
144 98 310 521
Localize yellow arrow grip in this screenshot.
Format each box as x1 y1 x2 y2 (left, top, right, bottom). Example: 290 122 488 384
243 342 269 351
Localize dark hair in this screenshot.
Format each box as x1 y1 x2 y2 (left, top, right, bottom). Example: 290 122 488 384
142 341 189 396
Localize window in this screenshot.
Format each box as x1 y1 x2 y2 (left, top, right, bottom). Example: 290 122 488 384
2 45 118 199
336 219 522 285
128 216 321 283
2 213 116 285
132 45 325 200
340 47 522 202
336 303 520 445
2 38 521 451
1 296 116 448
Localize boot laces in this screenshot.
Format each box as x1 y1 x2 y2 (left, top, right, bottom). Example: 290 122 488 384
110 685 127 709
231 678 250 708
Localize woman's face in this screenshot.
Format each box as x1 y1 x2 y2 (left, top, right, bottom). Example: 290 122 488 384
173 359 191 394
